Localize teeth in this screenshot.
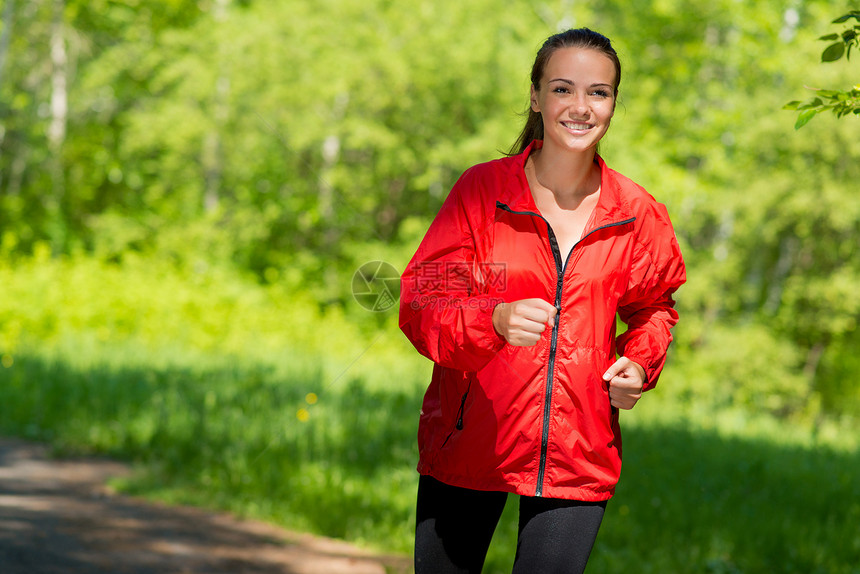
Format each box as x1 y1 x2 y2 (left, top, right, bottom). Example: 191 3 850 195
565 123 591 130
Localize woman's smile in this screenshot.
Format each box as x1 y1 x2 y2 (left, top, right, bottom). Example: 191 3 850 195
562 121 594 132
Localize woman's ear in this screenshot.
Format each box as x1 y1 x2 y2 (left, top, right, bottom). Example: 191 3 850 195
530 84 540 113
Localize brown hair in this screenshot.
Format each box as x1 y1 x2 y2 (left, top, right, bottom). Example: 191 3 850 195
509 28 621 155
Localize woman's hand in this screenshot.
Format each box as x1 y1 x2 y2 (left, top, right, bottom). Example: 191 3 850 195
492 299 557 346
603 357 646 410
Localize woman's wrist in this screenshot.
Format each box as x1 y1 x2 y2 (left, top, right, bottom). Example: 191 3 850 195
491 302 506 335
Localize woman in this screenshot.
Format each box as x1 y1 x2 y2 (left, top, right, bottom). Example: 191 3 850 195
399 28 686 573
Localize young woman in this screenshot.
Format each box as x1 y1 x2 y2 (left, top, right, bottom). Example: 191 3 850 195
400 28 686 573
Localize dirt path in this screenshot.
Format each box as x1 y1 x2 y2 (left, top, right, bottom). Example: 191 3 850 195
0 438 411 574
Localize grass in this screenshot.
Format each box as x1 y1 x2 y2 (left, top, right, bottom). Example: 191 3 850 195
587 422 859 573
1 253 859 572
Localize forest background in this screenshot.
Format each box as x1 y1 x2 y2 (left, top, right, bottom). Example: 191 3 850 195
1 1 859 572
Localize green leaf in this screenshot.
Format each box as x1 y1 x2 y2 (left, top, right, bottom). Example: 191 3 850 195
833 12 860 24
783 101 801 110
819 33 840 41
794 109 818 129
822 42 845 62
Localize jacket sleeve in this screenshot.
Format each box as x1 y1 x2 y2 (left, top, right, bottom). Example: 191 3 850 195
616 203 686 390
399 169 506 372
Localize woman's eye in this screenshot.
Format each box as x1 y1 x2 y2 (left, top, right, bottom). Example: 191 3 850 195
591 90 610 98
552 87 569 94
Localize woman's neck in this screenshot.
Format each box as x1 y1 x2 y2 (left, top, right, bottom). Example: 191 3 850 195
529 144 600 205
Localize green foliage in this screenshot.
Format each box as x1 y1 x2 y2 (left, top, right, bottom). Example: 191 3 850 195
785 10 860 128
666 323 810 419
0 248 424 389
785 86 860 128
822 10 860 61
47 0 541 278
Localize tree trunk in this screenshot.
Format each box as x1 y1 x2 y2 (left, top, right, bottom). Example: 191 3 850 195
318 92 349 249
0 0 15 104
0 0 15 181
203 0 230 213
48 0 67 243
317 93 348 302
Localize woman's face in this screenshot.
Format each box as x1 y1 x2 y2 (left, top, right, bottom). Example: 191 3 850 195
530 47 617 155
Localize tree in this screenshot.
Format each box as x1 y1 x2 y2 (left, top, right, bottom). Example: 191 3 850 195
784 10 860 128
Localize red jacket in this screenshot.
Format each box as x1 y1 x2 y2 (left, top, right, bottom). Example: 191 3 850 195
400 141 686 501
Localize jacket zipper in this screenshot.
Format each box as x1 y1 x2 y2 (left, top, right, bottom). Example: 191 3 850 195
497 201 634 497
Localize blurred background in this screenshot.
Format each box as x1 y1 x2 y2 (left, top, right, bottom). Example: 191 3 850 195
0 1 858 572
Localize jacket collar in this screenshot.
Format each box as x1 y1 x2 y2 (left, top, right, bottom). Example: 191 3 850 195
498 140 634 225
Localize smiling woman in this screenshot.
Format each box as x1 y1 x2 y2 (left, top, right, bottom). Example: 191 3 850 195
400 27 686 574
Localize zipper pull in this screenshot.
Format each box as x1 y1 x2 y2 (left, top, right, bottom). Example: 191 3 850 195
456 391 468 430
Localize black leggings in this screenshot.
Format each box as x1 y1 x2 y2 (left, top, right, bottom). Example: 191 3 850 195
415 475 606 574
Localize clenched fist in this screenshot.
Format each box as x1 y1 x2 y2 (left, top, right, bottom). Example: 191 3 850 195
603 357 646 410
492 299 557 346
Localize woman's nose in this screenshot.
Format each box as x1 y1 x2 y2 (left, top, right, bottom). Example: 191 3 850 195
571 93 588 114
